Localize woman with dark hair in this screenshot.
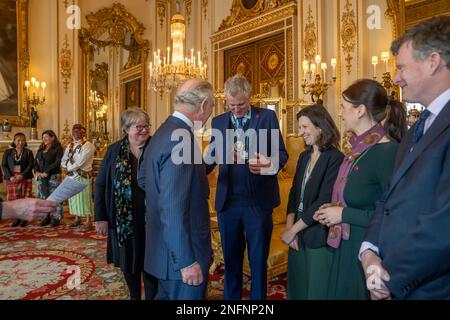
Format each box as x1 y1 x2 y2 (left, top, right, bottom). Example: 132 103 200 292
94 107 158 300
313 79 407 299
281 104 344 299
34 130 64 227
1 132 34 227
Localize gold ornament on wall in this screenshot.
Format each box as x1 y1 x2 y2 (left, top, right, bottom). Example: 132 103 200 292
60 34 73 94
341 0 357 75
219 0 294 31
184 0 192 26
303 5 317 62
157 0 167 28
201 0 208 20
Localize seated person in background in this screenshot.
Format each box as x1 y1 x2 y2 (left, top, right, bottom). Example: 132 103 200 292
34 130 64 227
1 132 34 227
282 104 343 299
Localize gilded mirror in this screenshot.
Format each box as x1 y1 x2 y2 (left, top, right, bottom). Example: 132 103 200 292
79 3 149 156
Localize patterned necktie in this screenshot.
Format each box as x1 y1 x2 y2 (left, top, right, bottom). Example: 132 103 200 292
412 109 431 145
236 117 244 130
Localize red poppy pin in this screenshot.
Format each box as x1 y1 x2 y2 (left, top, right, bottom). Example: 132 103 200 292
354 166 359 171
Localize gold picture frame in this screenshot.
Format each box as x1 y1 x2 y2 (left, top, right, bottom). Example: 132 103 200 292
0 0 29 127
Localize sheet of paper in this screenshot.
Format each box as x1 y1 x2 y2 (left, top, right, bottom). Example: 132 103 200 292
47 177 88 203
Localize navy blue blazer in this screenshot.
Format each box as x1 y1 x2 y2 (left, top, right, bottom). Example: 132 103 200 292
365 99 450 299
206 107 288 212
287 147 344 248
138 116 211 280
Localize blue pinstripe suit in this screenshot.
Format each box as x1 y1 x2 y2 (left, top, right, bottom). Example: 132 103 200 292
138 116 211 300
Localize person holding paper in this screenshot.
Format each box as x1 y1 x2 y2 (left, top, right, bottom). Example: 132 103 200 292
1 132 34 227
0 198 58 222
34 130 64 227
61 124 95 230
94 108 158 300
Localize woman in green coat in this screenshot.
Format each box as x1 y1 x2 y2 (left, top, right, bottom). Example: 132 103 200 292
314 79 407 299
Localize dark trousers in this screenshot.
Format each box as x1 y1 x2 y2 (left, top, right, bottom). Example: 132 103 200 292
123 270 158 300
218 204 273 300
155 275 208 300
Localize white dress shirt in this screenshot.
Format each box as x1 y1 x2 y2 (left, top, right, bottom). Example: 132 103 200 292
61 140 95 177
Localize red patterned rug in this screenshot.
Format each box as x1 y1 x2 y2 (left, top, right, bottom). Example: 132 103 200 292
0 219 286 300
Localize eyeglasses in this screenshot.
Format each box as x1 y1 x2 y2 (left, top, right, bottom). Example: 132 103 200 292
131 124 151 131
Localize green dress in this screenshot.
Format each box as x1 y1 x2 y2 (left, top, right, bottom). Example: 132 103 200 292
326 141 398 300
288 235 334 299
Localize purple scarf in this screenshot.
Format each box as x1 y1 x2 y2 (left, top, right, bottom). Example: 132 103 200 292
326 124 385 248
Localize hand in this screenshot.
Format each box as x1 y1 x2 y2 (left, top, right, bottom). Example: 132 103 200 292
9 176 16 182
318 203 334 210
16 175 23 181
181 262 204 286
281 228 297 246
94 221 108 236
248 153 273 175
2 198 58 221
361 250 391 300
313 206 343 226
41 173 48 178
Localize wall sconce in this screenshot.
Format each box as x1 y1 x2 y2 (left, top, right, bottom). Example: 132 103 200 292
372 51 396 98
301 55 336 103
24 77 46 140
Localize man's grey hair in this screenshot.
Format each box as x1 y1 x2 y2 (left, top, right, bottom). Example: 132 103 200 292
391 15 450 69
224 74 252 99
174 80 214 114
121 107 150 134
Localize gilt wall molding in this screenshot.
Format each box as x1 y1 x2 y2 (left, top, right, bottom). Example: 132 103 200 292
201 0 208 20
184 0 192 26
303 5 317 62
340 0 356 75
60 34 73 94
157 0 168 28
211 3 296 43
218 0 294 32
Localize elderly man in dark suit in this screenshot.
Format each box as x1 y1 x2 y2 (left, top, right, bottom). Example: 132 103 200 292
205 75 288 300
138 78 214 300
360 16 450 300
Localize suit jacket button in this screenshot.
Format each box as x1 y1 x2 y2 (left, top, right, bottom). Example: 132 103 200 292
384 209 390 216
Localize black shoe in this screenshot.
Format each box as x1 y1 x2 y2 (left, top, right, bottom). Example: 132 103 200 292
69 220 81 228
11 219 21 227
50 219 60 227
40 215 51 227
19 220 28 227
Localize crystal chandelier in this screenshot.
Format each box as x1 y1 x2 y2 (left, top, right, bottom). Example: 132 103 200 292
149 13 207 95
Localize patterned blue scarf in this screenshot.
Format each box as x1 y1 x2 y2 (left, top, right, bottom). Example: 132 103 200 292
114 137 133 246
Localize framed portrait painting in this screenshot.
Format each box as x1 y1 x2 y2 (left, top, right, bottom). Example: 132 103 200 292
125 79 140 109
0 0 29 126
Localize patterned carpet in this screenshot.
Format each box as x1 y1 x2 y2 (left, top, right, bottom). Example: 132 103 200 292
0 218 286 300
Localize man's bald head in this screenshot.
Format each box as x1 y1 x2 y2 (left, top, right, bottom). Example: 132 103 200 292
174 79 214 114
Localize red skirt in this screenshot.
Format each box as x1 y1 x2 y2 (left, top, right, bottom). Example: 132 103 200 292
6 173 32 201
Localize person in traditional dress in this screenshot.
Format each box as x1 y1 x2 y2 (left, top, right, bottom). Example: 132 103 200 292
61 124 95 229
1 132 34 227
